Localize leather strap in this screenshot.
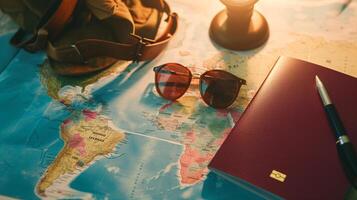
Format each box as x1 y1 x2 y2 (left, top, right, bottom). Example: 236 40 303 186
47 1 178 63
10 0 78 52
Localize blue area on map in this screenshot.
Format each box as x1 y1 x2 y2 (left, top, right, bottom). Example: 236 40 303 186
0 33 19 73
0 46 68 199
71 133 184 199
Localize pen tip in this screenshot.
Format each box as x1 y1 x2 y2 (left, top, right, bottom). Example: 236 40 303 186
315 75 331 105
315 75 321 86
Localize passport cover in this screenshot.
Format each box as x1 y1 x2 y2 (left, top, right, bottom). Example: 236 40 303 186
209 56 357 200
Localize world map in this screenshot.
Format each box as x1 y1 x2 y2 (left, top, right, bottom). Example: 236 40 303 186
1 0 357 199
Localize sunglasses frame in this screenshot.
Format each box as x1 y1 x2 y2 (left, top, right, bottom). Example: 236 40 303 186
153 63 246 108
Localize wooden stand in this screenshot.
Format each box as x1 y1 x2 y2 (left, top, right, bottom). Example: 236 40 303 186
209 0 269 51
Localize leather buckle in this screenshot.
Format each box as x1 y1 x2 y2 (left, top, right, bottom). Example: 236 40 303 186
131 34 155 62
69 44 87 64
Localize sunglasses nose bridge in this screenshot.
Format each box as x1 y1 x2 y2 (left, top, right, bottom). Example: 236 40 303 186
153 65 165 73
192 72 201 79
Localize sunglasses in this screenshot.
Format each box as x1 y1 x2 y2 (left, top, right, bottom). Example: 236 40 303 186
153 63 246 109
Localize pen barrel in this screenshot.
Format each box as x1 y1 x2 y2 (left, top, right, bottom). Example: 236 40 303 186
337 142 357 189
324 104 346 138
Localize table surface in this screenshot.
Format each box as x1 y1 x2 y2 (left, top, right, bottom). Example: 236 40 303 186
0 0 357 199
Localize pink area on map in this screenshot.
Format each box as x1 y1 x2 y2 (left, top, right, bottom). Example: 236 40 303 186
68 133 86 156
179 146 211 184
216 109 229 117
61 119 72 129
83 110 97 121
179 144 213 185
229 110 242 123
159 102 173 113
185 132 196 143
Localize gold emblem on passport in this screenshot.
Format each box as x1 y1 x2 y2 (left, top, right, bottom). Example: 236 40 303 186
270 170 287 182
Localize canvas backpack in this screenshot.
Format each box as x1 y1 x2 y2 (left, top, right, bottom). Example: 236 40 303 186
0 0 178 75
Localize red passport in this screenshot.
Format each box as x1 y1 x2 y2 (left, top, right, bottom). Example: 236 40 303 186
209 57 357 200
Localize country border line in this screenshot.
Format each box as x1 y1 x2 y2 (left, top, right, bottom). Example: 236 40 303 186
124 130 183 146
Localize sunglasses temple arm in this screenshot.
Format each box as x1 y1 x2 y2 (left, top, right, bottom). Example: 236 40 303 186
203 75 247 84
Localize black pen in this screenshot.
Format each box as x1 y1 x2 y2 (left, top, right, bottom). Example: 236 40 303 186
315 76 357 189
338 0 352 15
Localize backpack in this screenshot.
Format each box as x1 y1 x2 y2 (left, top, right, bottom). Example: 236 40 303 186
0 0 178 75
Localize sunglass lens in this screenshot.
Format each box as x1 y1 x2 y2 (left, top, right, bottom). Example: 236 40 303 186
155 64 191 100
200 70 244 109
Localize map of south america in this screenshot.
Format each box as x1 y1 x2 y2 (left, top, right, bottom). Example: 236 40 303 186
36 110 125 198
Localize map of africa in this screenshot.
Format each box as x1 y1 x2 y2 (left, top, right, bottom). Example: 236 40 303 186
1 0 357 199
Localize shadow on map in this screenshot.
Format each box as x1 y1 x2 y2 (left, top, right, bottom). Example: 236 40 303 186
201 172 265 200
93 60 155 104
